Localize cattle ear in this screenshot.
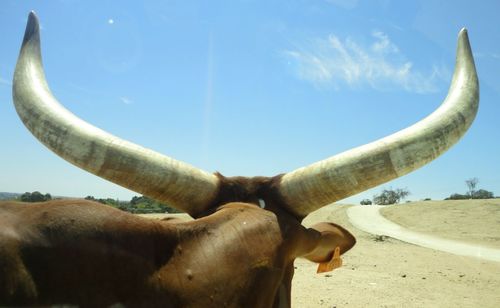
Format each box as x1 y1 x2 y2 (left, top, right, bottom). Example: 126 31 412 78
302 222 356 264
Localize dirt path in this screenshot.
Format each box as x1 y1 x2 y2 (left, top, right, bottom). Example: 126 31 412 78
347 205 500 262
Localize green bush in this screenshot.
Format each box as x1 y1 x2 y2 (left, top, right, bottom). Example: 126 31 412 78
19 191 52 202
472 189 494 199
445 189 494 200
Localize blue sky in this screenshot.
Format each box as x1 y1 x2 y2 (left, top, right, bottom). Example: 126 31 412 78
1 0 499 204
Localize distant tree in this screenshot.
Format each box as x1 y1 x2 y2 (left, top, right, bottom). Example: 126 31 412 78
131 195 150 205
80 194 182 214
128 195 182 214
360 199 372 205
83 196 119 206
472 189 494 199
19 191 52 202
445 193 469 200
373 188 410 205
465 177 479 199
100 198 119 206
446 178 495 200
31 191 46 202
20 192 31 202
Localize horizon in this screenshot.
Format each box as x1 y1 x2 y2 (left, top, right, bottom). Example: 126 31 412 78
2 188 498 204
1 1 499 205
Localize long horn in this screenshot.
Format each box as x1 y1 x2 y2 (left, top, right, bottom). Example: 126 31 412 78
13 12 219 216
278 29 479 217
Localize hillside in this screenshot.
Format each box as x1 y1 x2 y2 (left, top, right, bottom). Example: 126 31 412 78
381 199 500 248
0 192 20 200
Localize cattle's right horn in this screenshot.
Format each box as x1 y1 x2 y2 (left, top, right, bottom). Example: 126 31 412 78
13 12 219 216
278 28 479 218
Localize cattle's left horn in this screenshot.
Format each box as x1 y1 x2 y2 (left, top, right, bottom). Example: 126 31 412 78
278 28 479 217
13 12 219 216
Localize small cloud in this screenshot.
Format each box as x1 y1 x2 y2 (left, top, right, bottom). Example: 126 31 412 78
371 31 399 53
108 19 114 25
285 31 447 93
120 96 133 105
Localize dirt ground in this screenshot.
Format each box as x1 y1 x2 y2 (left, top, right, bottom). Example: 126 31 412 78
293 201 500 307
380 199 500 248
143 200 500 307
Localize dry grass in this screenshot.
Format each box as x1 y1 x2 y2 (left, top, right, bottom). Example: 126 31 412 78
381 199 500 248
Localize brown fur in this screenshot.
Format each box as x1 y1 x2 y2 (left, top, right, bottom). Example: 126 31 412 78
0 175 355 307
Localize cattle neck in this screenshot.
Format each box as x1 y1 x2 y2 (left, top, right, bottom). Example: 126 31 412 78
196 172 299 220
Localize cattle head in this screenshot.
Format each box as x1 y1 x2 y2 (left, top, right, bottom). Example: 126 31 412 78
13 12 479 219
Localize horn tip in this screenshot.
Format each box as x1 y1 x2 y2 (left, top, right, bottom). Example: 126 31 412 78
456 27 474 60
458 28 470 42
22 11 40 48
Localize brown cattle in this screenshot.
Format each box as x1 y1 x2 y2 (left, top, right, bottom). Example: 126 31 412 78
1 11 478 307
0 197 355 307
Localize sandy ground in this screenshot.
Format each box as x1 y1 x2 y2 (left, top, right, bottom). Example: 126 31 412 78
380 199 500 249
143 200 500 307
293 201 500 307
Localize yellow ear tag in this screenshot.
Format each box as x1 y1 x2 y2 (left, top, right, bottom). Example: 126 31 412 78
317 246 342 274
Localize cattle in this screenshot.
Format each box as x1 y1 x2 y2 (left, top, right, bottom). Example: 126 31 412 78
0 197 355 307
1 11 478 307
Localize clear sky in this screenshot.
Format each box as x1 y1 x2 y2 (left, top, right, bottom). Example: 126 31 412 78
0 0 499 205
